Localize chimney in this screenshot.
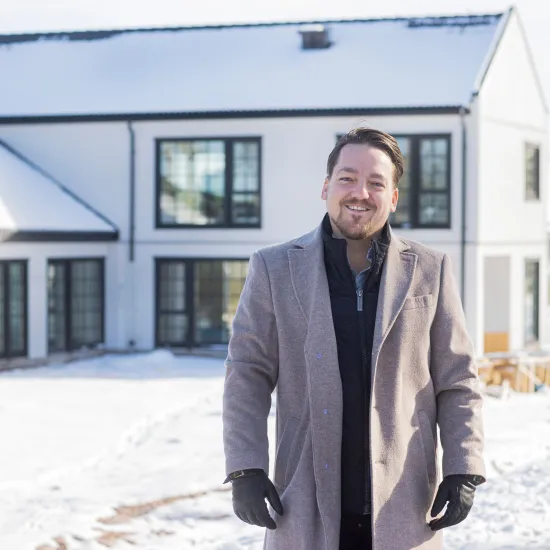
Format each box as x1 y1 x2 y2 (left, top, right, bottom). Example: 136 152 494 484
299 24 332 50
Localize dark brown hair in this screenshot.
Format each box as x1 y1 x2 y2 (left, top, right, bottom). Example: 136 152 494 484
326 127 404 186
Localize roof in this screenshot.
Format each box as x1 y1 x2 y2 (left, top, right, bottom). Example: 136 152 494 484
0 13 506 120
0 140 118 242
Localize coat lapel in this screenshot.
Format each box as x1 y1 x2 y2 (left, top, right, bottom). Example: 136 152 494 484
372 231 417 366
288 226 343 533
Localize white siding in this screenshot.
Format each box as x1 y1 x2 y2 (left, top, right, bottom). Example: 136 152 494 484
1 113 469 355
475 10 548 352
477 9 547 245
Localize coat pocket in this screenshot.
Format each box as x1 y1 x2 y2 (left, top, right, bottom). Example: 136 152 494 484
417 410 437 486
402 294 433 311
274 416 300 489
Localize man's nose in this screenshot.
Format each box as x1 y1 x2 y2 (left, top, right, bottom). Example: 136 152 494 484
351 180 370 199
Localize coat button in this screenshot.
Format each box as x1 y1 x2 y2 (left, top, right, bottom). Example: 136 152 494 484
317 353 323 359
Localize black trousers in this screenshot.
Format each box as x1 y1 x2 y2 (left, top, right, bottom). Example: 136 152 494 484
339 514 372 550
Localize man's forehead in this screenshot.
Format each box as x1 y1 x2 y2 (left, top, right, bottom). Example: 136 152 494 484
336 144 393 169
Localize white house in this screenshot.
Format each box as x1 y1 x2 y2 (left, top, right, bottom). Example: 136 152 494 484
0 6 547 365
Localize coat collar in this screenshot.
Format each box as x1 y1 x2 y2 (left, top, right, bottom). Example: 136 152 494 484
288 216 415 356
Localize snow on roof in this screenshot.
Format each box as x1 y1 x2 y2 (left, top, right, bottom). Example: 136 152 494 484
0 14 504 118
0 140 118 239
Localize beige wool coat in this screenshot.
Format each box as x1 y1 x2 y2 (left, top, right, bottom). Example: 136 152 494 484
223 222 485 550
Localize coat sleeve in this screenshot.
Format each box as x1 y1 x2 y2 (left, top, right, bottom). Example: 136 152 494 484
429 253 486 482
223 250 279 478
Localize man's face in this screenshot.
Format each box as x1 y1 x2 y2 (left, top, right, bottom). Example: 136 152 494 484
321 143 398 240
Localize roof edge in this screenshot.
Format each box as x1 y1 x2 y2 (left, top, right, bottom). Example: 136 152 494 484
0 12 506 44
0 106 465 125
471 5 514 100
0 229 119 242
514 6 549 114
0 138 120 234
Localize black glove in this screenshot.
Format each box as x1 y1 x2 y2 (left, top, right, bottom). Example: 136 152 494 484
228 469 284 529
429 474 479 531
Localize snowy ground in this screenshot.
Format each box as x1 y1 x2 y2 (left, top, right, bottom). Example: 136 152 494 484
0 351 549 550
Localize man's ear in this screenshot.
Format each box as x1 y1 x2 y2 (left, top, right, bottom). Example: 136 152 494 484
390 186 399 213
321 178 329 200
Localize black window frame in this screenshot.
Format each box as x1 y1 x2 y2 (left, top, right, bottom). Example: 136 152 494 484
155 257 249 348
0 259 28 359
155 136 263 229
391 134 452 229
47 257 106 353
524 258 540 345
525 142 540 201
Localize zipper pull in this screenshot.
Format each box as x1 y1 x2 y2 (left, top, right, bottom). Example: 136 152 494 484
357 289 363 312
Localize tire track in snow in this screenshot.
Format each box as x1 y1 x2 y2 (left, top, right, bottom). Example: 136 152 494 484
11 382 223 536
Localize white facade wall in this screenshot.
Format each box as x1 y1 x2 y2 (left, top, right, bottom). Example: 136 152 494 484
1 113 470 356
476 10 548 353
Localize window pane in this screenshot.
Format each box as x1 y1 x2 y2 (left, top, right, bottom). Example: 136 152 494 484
0 267 4 356
194 260 249 345
232 193 260 225
525 260 540 344
70 260 103 349
233 142 259 192
419 193 449 225
391 137 411 226
420 139 448 190
47 263 67 353
8 262 26 354
525 144 540 200
157 261 187 346
159 140 226 225
232 141 260 225
158 313 188 346
159 262 186 312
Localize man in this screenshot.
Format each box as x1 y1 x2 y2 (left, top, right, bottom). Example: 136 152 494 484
223 127 485 550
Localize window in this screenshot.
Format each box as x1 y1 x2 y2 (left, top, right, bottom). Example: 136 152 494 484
525 143 540 201
47 259 104 353
156 138 261 228
156 259 249 348
524 259 540 345
0 260 27 358
389 135 451 228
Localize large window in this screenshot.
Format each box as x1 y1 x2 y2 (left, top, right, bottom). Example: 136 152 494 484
524 259 540 345
156 138 261 228
47 259 105 353
390 135 451 228
525 143 540 201
156 259 249 348
0 260 27 358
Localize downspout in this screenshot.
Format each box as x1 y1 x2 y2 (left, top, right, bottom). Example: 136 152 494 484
127 121 136 349
127 121 136 262
459 107 467 306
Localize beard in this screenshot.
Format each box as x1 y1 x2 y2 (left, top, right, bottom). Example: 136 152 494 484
331 204 377 240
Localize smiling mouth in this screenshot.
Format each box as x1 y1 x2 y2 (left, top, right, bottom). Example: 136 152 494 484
345 205 371 213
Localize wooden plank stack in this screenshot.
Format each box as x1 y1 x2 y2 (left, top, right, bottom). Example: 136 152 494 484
478 353 550 393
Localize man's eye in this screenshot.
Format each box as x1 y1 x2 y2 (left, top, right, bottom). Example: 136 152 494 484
340 177 353 182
